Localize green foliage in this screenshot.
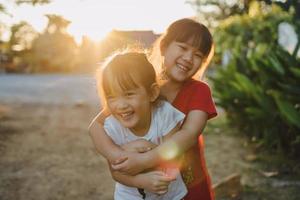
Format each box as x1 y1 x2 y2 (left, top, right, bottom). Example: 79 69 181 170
210 4 300 156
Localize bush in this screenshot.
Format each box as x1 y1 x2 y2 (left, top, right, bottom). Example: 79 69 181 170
210 4 300 156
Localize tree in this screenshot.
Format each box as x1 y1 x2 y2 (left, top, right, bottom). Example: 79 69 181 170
14 0 50 5
9 21 37 52
45 14 70 34
76 36 98 73
187 0 300 25
31 15 77 72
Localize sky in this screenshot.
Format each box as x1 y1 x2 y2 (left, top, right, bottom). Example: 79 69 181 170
1 0 197 42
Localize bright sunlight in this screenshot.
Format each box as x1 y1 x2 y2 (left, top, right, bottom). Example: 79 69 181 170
3 0 195 43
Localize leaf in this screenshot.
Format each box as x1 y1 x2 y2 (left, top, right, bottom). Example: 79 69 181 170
268 56 285 75
277 82 300 96
289 67 300 78
234 73 256 95
245 107 264 119
270 91 300 128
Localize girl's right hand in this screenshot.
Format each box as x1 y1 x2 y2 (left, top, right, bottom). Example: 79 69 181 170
137 171 175 195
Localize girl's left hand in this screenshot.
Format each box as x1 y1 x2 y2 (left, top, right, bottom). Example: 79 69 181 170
111 152 148 175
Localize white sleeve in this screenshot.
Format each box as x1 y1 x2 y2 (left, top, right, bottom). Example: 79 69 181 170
103 116 122 145
156 101 185 137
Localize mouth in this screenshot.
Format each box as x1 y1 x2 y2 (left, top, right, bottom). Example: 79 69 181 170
176 63 190 72
118 111 134 120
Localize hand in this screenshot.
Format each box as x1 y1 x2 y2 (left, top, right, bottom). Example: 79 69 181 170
121 139 157 153
137 171 175 195
111 151 147 175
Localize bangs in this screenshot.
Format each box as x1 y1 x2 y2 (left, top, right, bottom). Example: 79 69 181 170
174 28 202 48
164 18 213 57
102 68 139 96
175 29 211 57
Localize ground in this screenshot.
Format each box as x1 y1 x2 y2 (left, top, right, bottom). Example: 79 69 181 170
0 74 299 200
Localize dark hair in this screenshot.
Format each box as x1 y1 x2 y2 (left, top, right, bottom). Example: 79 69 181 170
160 18 213 58
149 18 214 80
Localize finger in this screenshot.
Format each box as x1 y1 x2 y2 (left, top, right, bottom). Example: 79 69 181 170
152 171 167 176
158 174 176 182
112 156 128 165
155 183 169 189
136 147 151 153
111 162 127 171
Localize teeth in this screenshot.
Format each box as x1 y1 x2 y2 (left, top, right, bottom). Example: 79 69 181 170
177 64 188 71
120 112 132 118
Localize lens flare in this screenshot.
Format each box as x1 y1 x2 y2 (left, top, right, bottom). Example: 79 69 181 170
158 141 179 160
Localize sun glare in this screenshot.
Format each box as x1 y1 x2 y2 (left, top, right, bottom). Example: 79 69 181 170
4 0 195 44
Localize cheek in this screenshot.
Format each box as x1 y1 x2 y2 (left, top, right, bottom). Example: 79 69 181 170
164 49 178 66
106 101 116 111
192 59 202 71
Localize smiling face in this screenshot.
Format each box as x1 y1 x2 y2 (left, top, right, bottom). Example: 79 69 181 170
99 52 159 136
163 38 204 83
157 18 213 83
105 85 153 135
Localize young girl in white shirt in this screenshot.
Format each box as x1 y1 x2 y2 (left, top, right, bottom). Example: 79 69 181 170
95 50 187 200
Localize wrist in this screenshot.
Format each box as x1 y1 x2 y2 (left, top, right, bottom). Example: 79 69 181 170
144 149 159 168
132 173 145 188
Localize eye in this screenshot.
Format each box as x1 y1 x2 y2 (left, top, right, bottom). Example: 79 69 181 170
106 95 115 100
195 53 203 58
178 44 187 50
124 91 136 97
193 50 203 58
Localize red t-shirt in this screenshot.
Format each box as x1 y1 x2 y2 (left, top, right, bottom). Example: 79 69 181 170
172 79 217 200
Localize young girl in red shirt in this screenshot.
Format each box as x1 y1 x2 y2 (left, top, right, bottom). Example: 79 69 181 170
89 18 217 200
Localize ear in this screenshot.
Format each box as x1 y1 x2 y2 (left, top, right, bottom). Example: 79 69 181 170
149 83 160 102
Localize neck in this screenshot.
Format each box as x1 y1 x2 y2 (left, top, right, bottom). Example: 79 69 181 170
160 79 184 103
164 80 182 89
130 107 152 137
130 124 150 137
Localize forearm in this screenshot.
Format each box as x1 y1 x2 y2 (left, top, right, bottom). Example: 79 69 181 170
111 170 144 188
143 129 197 167
143 110 208 168
88 112 124 161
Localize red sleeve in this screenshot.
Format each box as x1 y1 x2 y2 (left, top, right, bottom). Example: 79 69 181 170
188 81 217 120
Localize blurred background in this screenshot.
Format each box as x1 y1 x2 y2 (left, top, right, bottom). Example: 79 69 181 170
0 0 299 200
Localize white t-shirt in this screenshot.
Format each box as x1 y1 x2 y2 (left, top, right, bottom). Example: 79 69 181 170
104 101 187 200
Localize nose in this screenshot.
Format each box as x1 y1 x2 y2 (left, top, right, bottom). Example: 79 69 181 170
182 50 193 64
115 98 129 110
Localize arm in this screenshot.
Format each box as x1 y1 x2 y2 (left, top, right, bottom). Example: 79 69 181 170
121 139 157 153
108 161 174 194
112 110 208 174
88 109 125 162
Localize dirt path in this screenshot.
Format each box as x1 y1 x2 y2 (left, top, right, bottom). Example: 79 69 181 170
1 75 299 200
0 102 114 200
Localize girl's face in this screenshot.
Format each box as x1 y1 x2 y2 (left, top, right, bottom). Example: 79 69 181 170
105 85 153 136
163 38 204 83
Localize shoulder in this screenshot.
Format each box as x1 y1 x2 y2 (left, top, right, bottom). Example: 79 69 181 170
155 100 184 116
183 79 212 96
104 116 124 134
103 116 126 144
104 115 118 126
187 79 211 90
154 100 185 122
152 100 185 137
